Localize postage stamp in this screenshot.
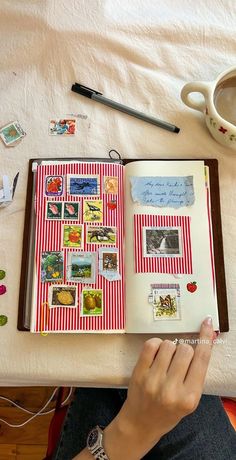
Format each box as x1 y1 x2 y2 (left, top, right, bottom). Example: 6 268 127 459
49 119 76 135
83 200 103 223
67 252 96 284
81 289 103 316
67 175 100 196
143 226 182 257
0 121 26 146
46 201 63 220
86 226 116 245
104 176 118 194
148 284 181 320
49 285 77 307
63 202 80 220
98 248 120 281
41 251 64 282
62 224 83 248
45 176 64 197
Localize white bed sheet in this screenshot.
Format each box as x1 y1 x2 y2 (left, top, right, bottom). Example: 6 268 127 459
0 0 236 395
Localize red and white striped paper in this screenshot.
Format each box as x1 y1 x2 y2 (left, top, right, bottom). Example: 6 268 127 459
33 162 125 333
134 214 193 274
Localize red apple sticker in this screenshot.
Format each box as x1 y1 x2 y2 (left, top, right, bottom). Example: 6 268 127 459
107 200 117 211
187 282 197 293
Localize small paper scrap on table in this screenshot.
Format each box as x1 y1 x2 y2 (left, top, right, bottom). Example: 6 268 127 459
130 176 195 208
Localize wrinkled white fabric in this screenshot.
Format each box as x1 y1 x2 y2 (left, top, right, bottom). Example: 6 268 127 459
0 0 236 395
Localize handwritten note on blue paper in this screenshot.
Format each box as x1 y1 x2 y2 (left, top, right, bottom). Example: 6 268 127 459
130 176 195 208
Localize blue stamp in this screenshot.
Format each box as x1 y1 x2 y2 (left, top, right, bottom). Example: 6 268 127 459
68 175 100 196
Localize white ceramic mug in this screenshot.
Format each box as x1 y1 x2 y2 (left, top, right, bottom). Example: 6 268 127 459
181 66 236 149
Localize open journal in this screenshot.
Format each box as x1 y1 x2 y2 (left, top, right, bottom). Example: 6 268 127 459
18 158 228 334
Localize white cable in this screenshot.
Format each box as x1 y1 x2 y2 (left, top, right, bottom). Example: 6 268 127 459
0 387 73 416
0 387 73 428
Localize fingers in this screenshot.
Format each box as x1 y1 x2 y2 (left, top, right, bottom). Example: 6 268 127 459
167 343 194 382
150 340 177 375
134 338 163 374
184 316 214 392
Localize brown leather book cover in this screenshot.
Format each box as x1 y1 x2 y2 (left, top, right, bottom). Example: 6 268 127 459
18 158 229 332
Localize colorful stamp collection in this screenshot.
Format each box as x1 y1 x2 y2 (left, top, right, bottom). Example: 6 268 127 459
41 174 119 316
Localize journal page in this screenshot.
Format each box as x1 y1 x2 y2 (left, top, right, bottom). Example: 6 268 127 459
124 160 219 334
31 161 125 333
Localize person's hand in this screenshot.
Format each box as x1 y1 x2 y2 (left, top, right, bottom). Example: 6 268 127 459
104 316 214 460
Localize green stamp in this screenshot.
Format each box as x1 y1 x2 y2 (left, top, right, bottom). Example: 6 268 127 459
63 202 79 220
46 202 63 220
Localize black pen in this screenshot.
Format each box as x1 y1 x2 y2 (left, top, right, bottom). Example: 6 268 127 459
71 83 180 134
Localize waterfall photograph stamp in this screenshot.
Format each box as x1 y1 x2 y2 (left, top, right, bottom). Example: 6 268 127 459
143 227 182 257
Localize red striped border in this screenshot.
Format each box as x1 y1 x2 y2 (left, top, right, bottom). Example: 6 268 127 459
206 187 216 293
34 162 125 333
134 214 192 274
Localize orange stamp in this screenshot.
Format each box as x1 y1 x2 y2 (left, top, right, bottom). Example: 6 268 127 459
104 176 118 194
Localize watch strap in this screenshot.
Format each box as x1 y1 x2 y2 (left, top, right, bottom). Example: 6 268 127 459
87 426 109 460
91 446 109 459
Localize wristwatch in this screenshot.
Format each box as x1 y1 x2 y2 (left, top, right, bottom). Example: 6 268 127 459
87 425 109 459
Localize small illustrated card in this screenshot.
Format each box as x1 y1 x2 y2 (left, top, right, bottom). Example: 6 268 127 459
134 214 192 274
81 289 103 316
41 251 64 282
86 226 116 245
49 119 76 135
67 252 96 284
83 200 103 223
49 285 77 307
62 224 83 248
98 247 121 281
0 121 26 146
45 176 64 197
130 176 195 208
148 284 181 320
67 175 100 196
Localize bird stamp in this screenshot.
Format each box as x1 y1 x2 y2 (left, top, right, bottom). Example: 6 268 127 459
83 200 103 223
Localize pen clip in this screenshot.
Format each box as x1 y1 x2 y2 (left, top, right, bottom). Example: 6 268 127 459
72 83 103 98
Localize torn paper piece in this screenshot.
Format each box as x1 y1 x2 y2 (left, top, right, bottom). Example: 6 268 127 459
130 176 195 208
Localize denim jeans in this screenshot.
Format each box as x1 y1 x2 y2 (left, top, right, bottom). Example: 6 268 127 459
53 388 236 460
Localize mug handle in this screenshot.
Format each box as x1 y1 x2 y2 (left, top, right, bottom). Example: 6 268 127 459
181 82 210 112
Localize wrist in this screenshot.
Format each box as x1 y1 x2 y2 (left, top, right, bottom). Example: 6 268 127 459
103 405 160 460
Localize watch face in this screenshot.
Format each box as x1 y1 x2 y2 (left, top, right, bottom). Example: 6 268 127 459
88 428 99 447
